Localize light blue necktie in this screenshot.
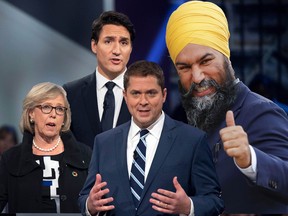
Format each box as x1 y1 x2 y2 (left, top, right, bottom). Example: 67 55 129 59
130 129 149 208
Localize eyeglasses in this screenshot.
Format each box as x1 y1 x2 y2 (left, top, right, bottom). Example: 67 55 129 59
35 105 67 116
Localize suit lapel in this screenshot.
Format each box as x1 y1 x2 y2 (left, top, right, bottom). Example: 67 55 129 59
208 81 246 163
114 122 137 214
115 124 130 185
117 99 131 126
140 115 176 204
82 72 101 134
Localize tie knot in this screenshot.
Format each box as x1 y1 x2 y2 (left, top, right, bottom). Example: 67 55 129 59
140 129 149 138
105 81 116 90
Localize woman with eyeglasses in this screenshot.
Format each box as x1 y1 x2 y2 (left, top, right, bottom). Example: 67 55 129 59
0 82 92 213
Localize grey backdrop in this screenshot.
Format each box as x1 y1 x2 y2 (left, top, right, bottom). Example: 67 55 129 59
0 1 97 138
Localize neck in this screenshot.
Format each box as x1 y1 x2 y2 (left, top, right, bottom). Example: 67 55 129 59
33 136 61 152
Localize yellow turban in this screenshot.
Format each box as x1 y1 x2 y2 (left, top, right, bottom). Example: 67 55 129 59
166 0 230 63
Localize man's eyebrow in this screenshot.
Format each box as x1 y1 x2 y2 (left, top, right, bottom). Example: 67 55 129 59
199 53 214 61
175 62 187 67
175 53 214 66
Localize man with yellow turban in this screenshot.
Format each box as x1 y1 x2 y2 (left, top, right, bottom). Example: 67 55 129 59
166 0 288 214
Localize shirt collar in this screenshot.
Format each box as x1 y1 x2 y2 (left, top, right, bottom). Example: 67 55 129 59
96 67 126 90
130 111 165 140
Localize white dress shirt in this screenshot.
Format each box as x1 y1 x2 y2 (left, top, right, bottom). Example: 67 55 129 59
127 112 194 216
86 112 194 216
235 145 257 182
96 67 125 128
127 112 165 181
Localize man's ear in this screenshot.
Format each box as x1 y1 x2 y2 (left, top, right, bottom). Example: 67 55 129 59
123 90 127 101
91 39 97 54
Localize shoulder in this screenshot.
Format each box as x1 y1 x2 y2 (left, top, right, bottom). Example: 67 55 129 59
237 82 279 109
0 143 28 175
62 131 92 154
1 144 22 160
165 114 206 137
79 142 92 157
94 121 130 143
101 121 130 136
63 72 95 91
240 84 287 116
62 131 92 166
234 83 288 130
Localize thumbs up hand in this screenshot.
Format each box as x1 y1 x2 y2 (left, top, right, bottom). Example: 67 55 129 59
219 111 251 168
225 110 236 127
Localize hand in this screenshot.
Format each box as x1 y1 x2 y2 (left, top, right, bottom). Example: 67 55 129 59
219 110 251 168
149 176 191 215
87 174 114 215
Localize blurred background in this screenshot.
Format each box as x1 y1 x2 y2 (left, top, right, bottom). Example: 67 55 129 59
1 0 287 141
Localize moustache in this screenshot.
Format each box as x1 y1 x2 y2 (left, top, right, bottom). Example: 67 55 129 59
178 79 220 99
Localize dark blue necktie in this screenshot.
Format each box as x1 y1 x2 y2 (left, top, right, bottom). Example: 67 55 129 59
130 129 149 208
101 81 115 131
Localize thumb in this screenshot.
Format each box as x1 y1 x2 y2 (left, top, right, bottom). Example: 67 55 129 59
226 110 235 127
173 176 183 192
91 174 102 193
95 173 102 185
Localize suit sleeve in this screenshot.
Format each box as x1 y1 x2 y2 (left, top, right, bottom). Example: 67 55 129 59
190 133 224 215
237 99 288 201
78 136 99 215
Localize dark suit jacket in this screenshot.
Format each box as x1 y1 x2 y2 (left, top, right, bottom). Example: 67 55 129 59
79 114 224 216
63 72 131 148
0 131 92 213
208 82 288 214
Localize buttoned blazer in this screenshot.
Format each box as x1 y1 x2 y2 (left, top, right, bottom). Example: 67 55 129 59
63 72 131 148
79 114 224 216
208 82 288 214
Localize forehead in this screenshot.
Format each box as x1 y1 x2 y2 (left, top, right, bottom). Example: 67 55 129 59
40 95 65 104
176 43 221 62
100 24 130 39
127 76 160 89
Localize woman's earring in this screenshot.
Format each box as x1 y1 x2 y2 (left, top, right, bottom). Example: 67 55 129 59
30 119 34 123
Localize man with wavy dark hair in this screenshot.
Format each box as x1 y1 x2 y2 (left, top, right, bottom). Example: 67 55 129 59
63 11 135 148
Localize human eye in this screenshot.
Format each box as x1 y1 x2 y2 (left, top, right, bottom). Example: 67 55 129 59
176 65 190 73
130 91 140 97
104 39 112 44
120 40 129 46
42 104 52 113
200 58 211 65
147 90 157 97
56 106 66 114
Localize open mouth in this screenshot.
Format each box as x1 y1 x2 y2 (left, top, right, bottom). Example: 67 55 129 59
111 58 121 64
195 85 210 92
193 86 215 97
46 122 56 127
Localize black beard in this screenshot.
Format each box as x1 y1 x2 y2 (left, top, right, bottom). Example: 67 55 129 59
179 65 238 132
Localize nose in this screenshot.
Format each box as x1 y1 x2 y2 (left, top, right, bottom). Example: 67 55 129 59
50 108 57 117
112 43 120 55
139 94 148 105
191 65 205 84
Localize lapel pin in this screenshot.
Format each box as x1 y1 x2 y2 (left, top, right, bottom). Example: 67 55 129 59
72 171 78 177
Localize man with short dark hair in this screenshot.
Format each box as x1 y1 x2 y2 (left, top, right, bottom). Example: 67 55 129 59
63 11 135 148
78 60 224 216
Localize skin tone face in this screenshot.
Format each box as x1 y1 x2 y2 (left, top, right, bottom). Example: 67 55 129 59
175 43 227 98
29 95 65 144
91 24 133 80
123 76 167 129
